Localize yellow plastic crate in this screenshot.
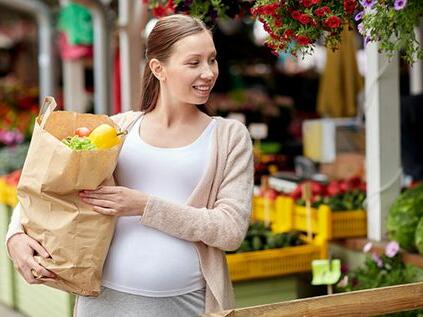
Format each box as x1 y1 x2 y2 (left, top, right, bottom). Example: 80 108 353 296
0 179 7 206
252 196 275 224
0 180 18 207
272 196 367 239
226 239 327 282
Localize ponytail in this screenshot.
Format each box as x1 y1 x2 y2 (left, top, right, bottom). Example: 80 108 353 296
140 65 160 113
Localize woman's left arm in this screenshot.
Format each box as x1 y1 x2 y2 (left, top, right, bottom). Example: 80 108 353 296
80 127 254 252
143 127 254 251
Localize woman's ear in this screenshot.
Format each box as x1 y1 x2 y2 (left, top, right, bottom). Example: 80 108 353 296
149 58 165 81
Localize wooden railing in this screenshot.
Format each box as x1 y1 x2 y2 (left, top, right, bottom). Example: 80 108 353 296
203 282 423 317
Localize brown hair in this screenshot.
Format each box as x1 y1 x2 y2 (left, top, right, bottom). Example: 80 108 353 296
140 14 212 114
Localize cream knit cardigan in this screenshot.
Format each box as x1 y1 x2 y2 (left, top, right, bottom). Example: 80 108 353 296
6 111 254 314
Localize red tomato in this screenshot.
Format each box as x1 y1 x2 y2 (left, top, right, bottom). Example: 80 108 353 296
74 127 91 137
327 181 341 196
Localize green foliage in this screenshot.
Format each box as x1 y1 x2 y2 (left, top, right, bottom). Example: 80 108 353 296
340 255 417 292
227 221 304 254
296 189 366 211
337 242 423 316
144 0 250 24
415 217 423 255
359 0 423 64
0 143 29 175
387 184 423 252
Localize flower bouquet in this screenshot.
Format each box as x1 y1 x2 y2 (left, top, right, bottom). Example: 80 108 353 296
251 0 357 56
356 0 423 63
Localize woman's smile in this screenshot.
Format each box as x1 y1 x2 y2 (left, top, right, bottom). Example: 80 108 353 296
193 84 212 96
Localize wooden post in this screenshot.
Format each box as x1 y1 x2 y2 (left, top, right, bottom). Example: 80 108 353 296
365 43 401 241
118 0 146 111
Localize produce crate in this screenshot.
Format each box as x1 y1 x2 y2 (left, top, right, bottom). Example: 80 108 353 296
14 274 75 317
0 204 15 307
226 238 327 282
0 178 18 207
272 196 367 239
252 196 275 224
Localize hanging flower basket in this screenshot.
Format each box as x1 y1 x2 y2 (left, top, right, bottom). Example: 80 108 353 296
251 0 357 56
143 0 251 24
356 0 423 63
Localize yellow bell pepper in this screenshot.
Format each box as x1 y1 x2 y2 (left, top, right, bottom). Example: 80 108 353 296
88 124 127 149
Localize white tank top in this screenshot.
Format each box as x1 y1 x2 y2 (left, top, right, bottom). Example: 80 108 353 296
101 115 215 296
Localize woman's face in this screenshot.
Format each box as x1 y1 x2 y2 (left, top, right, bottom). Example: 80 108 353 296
161 30 219 105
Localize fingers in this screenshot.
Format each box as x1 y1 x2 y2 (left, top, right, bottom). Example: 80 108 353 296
28 238 50 258
20 267 43 285
89 186 119 194
15 257 47 285
27 257 56 279
92 205 117 216
81 197 116 209
11 235 55 284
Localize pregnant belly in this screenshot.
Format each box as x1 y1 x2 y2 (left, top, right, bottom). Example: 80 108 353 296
101 218 204 295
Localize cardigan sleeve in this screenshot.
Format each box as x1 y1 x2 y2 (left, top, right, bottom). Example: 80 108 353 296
140 124 254 251
5 203 25 258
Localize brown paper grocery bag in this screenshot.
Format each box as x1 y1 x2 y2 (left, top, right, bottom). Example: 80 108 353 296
17 96 124 296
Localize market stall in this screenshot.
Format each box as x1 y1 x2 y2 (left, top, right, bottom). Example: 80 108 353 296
0 0 422 316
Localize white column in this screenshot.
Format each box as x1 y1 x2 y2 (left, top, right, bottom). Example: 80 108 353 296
410 22 422 95
118 0 146 111
60 0 86 112
63 60 87 112
365 43 401 241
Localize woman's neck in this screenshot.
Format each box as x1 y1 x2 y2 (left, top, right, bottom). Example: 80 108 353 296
149 96 200 128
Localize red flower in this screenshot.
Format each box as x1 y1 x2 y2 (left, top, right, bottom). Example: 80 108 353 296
300 0 320 7
254 3 280 16
291 10 301 20
324 16 342 29
152 4 167 17
274 19 283 27
283 29 295 39
314 6 331 17
296 35 311 45
344 0 356 14
300 0 313 7
299 14 312 25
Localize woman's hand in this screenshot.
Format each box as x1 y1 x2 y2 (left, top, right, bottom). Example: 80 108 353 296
7 233 56 284
79 185 148 217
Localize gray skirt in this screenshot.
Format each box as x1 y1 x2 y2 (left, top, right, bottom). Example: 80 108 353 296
74 287 205 317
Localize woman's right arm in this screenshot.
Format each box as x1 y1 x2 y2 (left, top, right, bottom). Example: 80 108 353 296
6 203 56 283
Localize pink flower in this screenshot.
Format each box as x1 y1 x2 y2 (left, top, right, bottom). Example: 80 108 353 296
385 241 400 258
363 242 373 253
372 253 383 268
337 275 349 288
